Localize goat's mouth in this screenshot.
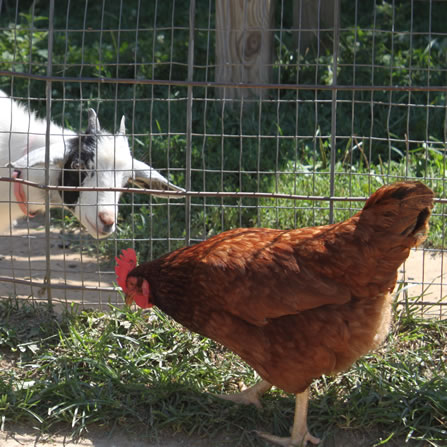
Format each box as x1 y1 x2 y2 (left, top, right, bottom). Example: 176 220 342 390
84 216 115 239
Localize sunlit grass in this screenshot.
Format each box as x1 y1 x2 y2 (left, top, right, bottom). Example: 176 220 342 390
0 297 445 446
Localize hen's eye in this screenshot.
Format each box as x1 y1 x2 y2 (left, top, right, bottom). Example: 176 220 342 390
127 277 138 291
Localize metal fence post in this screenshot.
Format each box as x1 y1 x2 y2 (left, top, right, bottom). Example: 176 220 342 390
44 0 55 308
329 0 340 224
185 0 196 246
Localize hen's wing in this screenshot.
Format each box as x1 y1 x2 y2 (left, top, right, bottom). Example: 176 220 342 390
165 227 352 327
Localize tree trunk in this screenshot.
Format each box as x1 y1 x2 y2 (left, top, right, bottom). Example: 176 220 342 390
294 0 339 52
215 0 275 100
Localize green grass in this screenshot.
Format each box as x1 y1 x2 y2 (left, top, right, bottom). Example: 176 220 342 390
1 1 447 261
74 152 445 265
0 297 445 446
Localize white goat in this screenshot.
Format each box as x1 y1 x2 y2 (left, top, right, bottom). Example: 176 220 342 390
0 90 183 238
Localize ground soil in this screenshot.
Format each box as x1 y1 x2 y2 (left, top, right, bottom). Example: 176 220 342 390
0 424 215 447
0 216 120 312
0 423 425 447
0 215 445 316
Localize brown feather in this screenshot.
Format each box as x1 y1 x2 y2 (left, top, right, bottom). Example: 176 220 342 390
127 181 434 393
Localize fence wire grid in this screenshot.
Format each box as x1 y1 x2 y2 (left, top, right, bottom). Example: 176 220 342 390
0 0 446 317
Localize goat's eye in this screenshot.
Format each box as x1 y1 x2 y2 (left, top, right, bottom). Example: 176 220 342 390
71 160 86 171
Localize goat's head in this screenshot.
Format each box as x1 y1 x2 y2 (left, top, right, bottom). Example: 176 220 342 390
11 109 184 239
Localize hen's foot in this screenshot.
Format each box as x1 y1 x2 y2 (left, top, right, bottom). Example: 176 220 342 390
255 430 320 446
214 380 272 409
255 387 320 446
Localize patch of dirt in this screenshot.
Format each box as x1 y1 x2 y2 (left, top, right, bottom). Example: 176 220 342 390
0 352 18 374
398 248 447 317
0 423 424 447
321 428 423 447
0 216 445 316
0 216 120 312
0 424 215 447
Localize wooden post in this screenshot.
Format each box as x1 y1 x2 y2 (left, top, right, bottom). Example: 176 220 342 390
294 0 339 52
215 0 275 100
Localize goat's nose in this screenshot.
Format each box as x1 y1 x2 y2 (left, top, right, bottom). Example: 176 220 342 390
98 212 115 232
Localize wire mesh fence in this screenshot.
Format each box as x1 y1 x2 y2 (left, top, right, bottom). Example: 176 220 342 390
0 0 445 317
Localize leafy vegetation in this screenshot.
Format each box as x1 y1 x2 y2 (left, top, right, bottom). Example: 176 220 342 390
0 1 446 260
0 297 445 445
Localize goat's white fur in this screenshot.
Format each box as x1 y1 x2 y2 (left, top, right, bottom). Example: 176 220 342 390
0 90 183 239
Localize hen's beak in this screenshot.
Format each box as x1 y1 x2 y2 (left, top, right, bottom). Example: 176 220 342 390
125 294 135 306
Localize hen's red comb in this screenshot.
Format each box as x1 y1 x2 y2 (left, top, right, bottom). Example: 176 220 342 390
115 248 137 293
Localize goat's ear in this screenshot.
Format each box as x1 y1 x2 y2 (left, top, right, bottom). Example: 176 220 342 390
11 144 66 168
128 159 185 199
87 109 100 134
119 115 126 134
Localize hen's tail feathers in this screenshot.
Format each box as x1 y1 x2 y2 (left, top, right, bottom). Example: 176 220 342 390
361 181 434 248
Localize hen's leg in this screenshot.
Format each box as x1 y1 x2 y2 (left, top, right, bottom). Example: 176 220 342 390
256 388 320 446
216 379 272 409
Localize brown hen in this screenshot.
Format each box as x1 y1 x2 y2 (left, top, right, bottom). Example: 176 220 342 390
120 181 434 446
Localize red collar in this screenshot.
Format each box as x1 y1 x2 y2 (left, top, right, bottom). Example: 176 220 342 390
12 170 36 218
